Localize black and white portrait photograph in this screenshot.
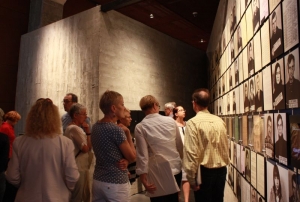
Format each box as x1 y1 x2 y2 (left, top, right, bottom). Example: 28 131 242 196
265 113 274 158
227 92 231 115
255 72 264 112
263 65 273 110
288 170 298 202
260 0 269 24
245 147 251 182
249 77 256 112
283 0 299 52
235 59 239 86
248 40 255 76
289 115 300 169
230 2 237 36
252 0 260 33
229 66 234 90
270 5 284 61
285 48 300 108
237 25 243 53
272 58 286 110
274 113 288 165
254 31 262 73
230 38 235 63
253 115 264 153
267 160 289 202
232 90 237 114
244 81 250 112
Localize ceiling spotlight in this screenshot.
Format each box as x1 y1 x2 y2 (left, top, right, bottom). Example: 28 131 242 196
200 39 205 43
192 12 198 17
150 14 154 18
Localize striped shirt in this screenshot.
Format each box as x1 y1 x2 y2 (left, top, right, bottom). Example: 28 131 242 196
183 109 230 185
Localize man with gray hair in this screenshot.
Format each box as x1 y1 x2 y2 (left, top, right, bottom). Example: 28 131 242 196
164 102 176 117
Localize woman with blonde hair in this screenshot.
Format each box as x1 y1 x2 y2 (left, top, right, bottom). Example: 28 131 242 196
0 110 21 159
65 103 92 202
91 90 136 202
6 98 79 202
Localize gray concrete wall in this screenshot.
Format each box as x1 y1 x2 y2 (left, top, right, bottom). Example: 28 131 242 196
15 6 206 135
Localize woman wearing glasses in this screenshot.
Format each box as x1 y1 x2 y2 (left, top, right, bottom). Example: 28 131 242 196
6 98 79 202
64 103 92 202
173 106 190 202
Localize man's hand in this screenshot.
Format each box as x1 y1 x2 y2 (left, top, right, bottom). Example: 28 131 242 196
140 174 157 194
117 159 128 170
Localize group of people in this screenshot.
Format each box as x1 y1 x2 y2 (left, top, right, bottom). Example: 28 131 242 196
0 88 230 202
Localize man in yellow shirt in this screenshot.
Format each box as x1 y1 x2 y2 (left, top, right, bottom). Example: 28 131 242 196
183 88 230 202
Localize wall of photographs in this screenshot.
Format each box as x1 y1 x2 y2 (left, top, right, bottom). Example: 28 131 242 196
209 0 300 201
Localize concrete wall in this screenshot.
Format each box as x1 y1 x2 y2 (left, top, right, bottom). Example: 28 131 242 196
15 6 206 134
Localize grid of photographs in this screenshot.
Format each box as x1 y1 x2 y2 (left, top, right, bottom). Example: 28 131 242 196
210 0 300 201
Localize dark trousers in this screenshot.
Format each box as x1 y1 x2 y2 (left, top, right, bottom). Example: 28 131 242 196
194 166 227 202
150 172 182 202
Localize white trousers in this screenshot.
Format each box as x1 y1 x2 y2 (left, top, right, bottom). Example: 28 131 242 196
92 180 131 202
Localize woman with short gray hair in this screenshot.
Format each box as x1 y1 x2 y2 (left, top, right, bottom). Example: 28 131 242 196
65 103 92 202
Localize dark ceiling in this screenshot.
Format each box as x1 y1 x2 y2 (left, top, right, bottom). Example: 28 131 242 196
64 0 220 51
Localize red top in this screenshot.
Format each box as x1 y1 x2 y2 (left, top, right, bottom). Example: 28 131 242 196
0 122 15 158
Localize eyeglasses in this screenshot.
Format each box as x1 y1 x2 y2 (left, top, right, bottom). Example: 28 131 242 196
178 109 186 112
62 99 72 103
155 103 160 109
36 98 53 103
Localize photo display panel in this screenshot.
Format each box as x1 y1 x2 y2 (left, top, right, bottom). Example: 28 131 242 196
252 0 261 33
260 0 269 24
257 153 265 197
261 19 271 66
274 113 288 165
249 77 256 112
272 58 286 110
270 4 284 61
251 150 257 188
253 115 264 153
255 72 264 112
289 115 300 169
245 147 251 182
283 0 299 52
267 160 289 202
254 31 262 73
246 5 254 42
263 65 273 110
285 48 300 108
265 113 275 159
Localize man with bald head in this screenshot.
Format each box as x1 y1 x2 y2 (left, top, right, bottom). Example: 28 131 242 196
183 88 230 202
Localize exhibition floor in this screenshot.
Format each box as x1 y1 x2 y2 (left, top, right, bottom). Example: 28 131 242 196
130 181 237 202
